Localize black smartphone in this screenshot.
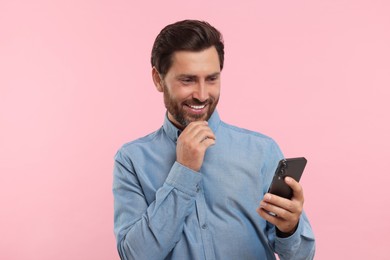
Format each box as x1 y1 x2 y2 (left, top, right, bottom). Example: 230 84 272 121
267 157 307 199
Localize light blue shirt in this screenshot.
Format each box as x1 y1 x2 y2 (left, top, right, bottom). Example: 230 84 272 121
113 111 315 260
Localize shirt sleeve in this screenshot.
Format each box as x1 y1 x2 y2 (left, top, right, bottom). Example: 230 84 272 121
275 211 316 260
113 149 202 260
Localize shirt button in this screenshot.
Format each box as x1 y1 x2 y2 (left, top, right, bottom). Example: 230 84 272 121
196 185 200 192
201 224 208 230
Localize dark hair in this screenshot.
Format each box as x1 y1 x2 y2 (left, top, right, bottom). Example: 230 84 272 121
151 20 224 76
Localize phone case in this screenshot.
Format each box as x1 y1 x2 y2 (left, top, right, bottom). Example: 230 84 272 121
267 157 307 199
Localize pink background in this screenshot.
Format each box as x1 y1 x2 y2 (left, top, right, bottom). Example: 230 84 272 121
1 1 389 259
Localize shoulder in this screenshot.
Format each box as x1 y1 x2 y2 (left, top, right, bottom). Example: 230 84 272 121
115 127 163 159
218 120 283 158
219 121 277 144
123 128 162 147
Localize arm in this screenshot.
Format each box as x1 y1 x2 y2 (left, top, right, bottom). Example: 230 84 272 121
257 177 316 259
113 121 215 260
274 211 316 260
113 156 201 260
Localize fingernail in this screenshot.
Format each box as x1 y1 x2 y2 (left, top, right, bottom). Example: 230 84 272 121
265 194 271 201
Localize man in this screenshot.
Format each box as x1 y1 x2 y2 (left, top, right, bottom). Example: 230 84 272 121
113 20 315 259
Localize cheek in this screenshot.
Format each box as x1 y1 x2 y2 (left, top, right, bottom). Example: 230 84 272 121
169 86 193 100
210 85 221 98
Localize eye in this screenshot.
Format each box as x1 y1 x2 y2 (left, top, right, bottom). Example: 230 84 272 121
179 77 195 85
207 75 219 83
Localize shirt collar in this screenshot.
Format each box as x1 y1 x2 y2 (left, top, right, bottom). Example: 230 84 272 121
163 110 221 143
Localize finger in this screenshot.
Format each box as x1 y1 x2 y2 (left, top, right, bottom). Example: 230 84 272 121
191 126 215 143
257 206 300 234
285 177 304 202
199 129 216 142
181 121 208 135
183 122 212 136
259 198 293 219
179 127 211 145
256 207 283 227
200 136 216 148
262 193 297 214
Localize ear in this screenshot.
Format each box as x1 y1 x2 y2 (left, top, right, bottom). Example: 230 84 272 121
152 67 164 92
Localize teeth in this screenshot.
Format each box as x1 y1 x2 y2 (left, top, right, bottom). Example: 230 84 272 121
189 104 205 110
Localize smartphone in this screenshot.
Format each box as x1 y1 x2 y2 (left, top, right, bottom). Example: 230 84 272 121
267 157 307 199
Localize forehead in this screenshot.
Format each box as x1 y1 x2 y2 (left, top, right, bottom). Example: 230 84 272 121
167 46 220 76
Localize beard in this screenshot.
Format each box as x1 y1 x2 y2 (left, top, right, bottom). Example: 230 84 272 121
163 86 219 129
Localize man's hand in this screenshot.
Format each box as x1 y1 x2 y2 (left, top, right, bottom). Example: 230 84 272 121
176 121 216 172
256 177 304 235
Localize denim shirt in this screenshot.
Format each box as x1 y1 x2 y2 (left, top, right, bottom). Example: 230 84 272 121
113 111 315 260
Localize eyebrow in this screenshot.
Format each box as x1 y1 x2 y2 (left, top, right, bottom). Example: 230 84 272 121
207 72 221 78
176 72 221 79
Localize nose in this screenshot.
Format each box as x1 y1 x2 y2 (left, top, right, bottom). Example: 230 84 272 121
192 81 208 102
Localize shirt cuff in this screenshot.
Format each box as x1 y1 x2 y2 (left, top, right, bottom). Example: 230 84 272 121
275 217 303 251
276 221 299 238
165 161 202 196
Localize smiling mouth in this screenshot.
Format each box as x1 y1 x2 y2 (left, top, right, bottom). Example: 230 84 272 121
188 104 206 110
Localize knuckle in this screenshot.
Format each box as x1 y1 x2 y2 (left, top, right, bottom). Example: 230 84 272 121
277 210 286 219
200 128 210 135
286 202 295 212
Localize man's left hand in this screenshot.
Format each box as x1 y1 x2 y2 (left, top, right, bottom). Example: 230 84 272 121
256 177 304 235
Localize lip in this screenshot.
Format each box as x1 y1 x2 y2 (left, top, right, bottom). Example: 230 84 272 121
184 103 208 114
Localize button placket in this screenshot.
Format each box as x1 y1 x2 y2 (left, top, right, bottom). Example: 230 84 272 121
195 182 215 259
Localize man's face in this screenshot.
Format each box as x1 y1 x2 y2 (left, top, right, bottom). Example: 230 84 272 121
157 46 221 129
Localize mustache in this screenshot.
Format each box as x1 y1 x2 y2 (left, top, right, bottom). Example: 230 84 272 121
185 98 213 106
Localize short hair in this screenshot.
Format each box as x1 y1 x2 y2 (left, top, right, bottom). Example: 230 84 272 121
151 20 225 76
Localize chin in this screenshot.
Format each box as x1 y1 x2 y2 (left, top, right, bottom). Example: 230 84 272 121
187 113 209 122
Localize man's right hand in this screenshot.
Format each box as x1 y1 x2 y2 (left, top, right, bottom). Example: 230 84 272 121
176 121 216 172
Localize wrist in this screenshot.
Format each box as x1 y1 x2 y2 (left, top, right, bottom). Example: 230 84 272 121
276 222 299 238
